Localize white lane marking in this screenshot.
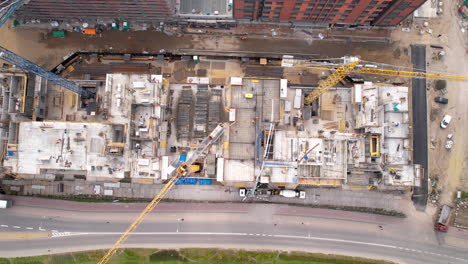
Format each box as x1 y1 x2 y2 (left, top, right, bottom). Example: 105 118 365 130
13 226 20 229
39 227 46 231
51 232 72 238
46 231 467 262
26 227 33 230
0 225 8 228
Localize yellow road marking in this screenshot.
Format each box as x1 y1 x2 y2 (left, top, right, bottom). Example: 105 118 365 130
0 232 50 240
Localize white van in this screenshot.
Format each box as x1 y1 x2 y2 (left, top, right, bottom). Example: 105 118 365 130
279 190 306 198
0 199 12 209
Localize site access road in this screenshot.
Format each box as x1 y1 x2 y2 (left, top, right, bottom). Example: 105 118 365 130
0 199 467 264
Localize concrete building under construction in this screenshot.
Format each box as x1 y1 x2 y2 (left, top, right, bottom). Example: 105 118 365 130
0 52 419 192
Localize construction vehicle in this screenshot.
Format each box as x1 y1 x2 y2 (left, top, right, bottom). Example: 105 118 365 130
280 190 304 198
434 205 452 232
98 124 225 264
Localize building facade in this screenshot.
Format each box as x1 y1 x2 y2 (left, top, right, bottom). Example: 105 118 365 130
233 0 426 26
14 0 174 21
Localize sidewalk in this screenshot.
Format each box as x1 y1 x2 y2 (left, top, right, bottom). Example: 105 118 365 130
0 194 403 225
183 23 392 43
1 179 406 213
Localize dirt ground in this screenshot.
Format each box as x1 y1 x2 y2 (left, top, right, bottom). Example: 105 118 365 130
392 1 468 206
0 22 405 69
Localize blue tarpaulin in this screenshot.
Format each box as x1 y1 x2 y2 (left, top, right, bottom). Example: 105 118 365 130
199 179 212 185
175 179 185 185
179 154 187 161
185 178 198 185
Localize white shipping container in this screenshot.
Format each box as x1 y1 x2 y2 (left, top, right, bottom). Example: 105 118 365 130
161 156 169 180
293 96 302 109
354 84 362 103
280 79 288 98
229 108 236 122
295 89 302 97
216 158 224 182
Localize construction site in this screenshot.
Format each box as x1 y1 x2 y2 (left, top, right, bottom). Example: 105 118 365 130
0 51 425 192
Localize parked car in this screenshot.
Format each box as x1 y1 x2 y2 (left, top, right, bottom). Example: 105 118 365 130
434 97 448 104
0 199 12 209
440 115 452 128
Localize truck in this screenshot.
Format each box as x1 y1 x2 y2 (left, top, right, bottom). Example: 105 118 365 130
0 199 12 209
434 205 452 232
279 190 306 199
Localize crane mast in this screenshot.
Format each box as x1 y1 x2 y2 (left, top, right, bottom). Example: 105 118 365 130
304 57 361 105
0 46 93 98
0 0 26 28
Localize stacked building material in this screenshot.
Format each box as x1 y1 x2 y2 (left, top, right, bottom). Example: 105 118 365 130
176 89 193 139
208 89 222 133
193 85 208 139
245 66 283 78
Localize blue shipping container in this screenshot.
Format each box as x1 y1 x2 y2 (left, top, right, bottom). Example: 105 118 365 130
185 178 198 185
199 179 212 185
175 178 185 185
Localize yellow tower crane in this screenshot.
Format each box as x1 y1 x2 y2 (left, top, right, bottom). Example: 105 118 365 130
99 57 468 264
97 124 225 264
293 56 468 105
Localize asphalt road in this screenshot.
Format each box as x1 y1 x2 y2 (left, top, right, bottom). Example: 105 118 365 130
0 203 467 264
411 44 429 211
